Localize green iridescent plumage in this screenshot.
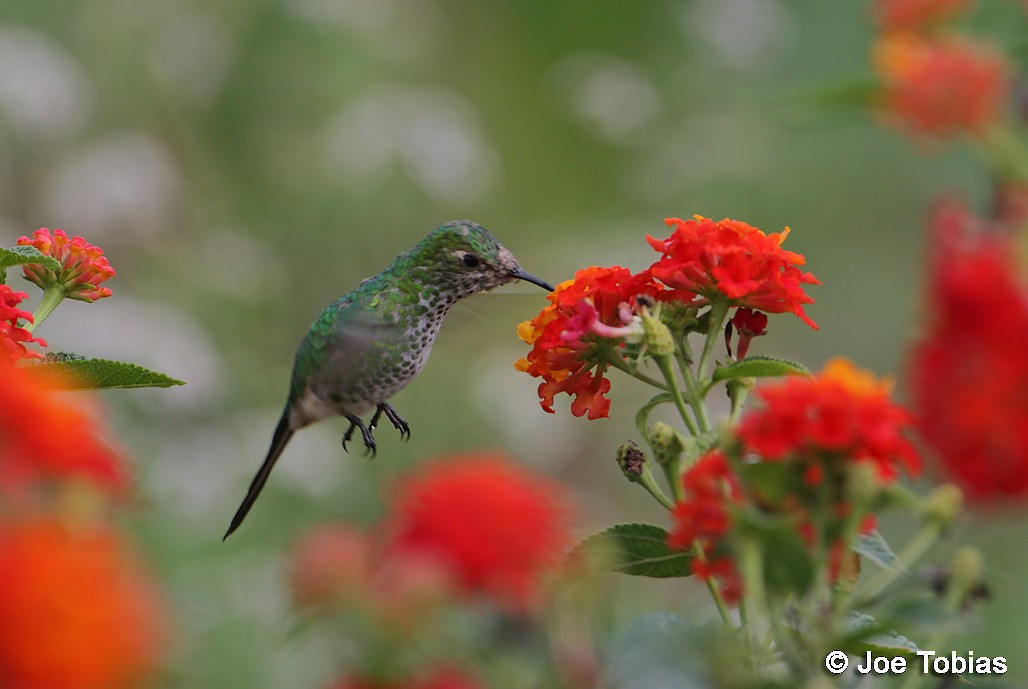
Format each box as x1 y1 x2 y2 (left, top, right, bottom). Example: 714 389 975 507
224 220 553 539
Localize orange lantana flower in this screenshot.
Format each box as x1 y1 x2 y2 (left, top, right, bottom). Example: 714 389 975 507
0 518 165 689
874 34 1009 138
18 228 116 302
516 266 659 419
0 357 128 496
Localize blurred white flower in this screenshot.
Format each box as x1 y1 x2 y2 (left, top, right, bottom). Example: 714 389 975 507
547 54 662 142
282 0 444 62
0 27 92 140
148 12 234 105
44 132 182 238
680 0 797 72
325 85 498 203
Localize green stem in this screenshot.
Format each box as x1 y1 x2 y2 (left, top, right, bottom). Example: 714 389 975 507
692 541 734 627
738 536 769 666
24 284 67 334
653 353 699 436
604 352 670 392
678 356 711 433
697 301 730 382
635 464 676 510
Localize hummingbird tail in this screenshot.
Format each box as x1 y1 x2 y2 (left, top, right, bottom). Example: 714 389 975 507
223 411 295 540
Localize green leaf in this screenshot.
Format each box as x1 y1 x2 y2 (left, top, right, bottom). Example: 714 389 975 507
712 355 809 383
568 523 691 578
838 612 920 657
0 245 61 284
737 461 802 504
31 355 185 389
736 509 814 595
853 530 900 571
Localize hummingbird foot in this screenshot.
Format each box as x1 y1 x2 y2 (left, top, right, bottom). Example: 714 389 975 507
370 402 411 441
341 413 376 456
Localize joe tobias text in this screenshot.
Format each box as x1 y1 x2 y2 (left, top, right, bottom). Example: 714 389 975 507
856 650 1007 675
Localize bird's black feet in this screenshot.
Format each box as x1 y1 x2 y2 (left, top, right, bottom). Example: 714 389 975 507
341 413 376 456
370 402 411 441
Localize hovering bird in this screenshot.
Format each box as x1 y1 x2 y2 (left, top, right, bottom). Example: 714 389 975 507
224 220 554 539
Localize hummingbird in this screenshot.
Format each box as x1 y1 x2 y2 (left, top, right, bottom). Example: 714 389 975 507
223 220 554 539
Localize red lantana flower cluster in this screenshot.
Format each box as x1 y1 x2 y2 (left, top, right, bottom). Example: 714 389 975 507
910 192 1028 499
647 216 820 327
667 360 920 605
666 451 744 604
18 228 116 302
738 358 921 484
0 285 46 361
517 216 819 418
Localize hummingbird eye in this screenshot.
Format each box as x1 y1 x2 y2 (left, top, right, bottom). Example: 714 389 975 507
461 253 481 269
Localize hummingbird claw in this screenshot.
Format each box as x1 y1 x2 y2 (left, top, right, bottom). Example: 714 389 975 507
377 403 411 441
342 413 376 457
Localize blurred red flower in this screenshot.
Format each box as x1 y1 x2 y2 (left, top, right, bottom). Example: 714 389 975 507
18 228 116 302
0 285 46 361
910 194 1028 499
288 523 372 609
873 0 975 32
325 667 484 689
873 34 1009 138
384 453 571 609
0 518 165 689
737 358 921 483
516 266 658 419
0 357 128 496
667 451 744 604
646 216 819 328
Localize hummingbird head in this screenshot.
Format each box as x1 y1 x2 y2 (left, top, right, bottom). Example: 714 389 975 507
418 220 554 294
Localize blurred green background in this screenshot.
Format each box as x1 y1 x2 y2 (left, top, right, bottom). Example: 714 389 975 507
1 1 1026 686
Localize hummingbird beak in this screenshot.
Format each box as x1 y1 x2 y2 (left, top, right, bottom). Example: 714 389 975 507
509 268 555 292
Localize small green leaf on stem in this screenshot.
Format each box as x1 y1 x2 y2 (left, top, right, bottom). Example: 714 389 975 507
0 246 62 285
712 356 810 383
568 523 692 578
852 530 900 571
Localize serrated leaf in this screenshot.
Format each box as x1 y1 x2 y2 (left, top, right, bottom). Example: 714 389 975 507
569 523 691 578
0 245 61 284
31 357 185 389
853 530 900 571
712 356 809 383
